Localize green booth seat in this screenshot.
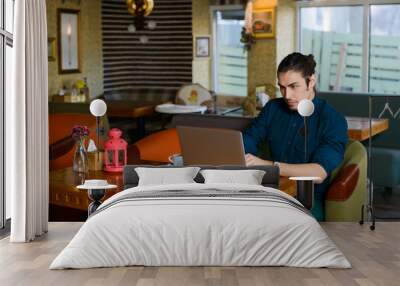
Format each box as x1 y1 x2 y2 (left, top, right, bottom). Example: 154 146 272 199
318 92 400 191
371 147 400 190
326 140 367 221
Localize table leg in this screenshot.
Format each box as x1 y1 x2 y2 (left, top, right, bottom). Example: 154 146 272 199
296 180 314 210
87 189 106 216
364 95 376 230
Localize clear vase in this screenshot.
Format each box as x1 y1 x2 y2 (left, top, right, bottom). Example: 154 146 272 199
73 139 89 182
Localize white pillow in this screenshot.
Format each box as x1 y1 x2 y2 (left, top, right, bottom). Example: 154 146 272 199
135 167 201 186
200 169 266 185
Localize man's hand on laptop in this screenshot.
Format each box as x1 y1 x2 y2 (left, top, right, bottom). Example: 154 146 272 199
245 154 273 166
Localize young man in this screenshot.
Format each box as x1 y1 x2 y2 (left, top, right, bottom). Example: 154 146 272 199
243 52 348 221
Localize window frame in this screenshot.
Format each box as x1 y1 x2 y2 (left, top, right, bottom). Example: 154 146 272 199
0 0 13 230
296 0 400 94
210 4 247 96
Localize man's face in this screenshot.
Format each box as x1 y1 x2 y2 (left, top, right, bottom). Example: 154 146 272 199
278 70 316 111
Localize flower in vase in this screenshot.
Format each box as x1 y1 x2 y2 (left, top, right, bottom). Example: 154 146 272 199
71 125 90 141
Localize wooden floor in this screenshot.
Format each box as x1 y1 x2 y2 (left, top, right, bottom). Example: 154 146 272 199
0 222 399 286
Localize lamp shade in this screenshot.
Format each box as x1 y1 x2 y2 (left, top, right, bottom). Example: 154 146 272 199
89 99 107 117
297 99 314 117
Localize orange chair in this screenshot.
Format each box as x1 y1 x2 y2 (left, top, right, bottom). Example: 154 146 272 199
49 113 98 170
129 128 181 163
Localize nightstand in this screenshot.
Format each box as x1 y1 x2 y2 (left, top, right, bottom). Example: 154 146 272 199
77 180 117 216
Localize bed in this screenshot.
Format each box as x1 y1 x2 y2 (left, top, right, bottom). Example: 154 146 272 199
50 165 351 269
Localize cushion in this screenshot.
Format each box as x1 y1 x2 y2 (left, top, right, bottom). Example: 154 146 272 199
200 169 266 185
326 164 359 201
135 167 200 186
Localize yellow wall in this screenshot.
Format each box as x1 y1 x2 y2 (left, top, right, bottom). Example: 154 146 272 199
276 0 296 79
248 0 296 98
192 0 211 90
46 0 103 99
248 38 277 97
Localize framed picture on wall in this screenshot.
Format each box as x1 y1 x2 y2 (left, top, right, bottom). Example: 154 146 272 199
195 36 210 58
58 9 81 74
48 37 56 62
252 8 275 38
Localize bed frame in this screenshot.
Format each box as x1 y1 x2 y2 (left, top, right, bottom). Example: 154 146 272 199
123 165 280 189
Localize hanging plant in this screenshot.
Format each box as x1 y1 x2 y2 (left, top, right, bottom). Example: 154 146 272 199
240 27 256 52
240 0 255 52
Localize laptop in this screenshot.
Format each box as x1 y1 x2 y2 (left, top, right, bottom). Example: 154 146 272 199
177 126 246 166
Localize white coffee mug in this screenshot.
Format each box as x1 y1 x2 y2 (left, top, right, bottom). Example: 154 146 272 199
168 154 184 167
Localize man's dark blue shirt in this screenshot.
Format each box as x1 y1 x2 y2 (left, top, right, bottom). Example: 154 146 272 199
243 97 348 196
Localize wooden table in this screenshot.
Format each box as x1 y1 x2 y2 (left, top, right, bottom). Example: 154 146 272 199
217 109 389 142
50 168 124 213
49 100 158 119
346 116 389 141
106 100 160 138
49 167 296 220
106 100 157 118
49 100 162 139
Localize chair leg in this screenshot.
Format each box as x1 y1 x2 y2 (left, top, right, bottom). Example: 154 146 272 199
369 205 376 231
359 204 364 225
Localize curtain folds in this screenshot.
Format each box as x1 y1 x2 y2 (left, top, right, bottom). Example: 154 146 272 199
8 0 49 242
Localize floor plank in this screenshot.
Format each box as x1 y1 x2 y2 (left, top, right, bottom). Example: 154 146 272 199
0 222 399 286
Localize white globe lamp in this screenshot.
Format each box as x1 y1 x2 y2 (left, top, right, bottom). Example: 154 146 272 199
89 99 107 159
297 99 315 163
295 98 316 210
90 99 107 117
298 99 314 117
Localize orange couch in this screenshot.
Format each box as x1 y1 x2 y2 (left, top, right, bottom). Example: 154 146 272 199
49 113 98 170
129 128 181 163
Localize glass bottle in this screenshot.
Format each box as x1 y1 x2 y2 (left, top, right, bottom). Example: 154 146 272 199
73 138 89 184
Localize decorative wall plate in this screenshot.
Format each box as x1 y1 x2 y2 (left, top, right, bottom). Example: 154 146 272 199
175 83 212 107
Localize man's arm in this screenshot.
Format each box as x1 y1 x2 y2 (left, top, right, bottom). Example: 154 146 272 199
242 102 272 155
245 154 327 183
245 108 348 184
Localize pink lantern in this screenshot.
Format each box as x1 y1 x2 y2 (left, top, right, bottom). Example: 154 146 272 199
104 128 128 172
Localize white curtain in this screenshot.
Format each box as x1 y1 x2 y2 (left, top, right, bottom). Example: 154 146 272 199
7 0 49 242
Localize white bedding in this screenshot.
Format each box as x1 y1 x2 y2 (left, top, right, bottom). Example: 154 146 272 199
50 183 351 269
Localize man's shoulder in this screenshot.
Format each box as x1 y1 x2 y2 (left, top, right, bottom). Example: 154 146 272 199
270 97 285 104
266 97 285 110
315 97 348 130
315 98 345 120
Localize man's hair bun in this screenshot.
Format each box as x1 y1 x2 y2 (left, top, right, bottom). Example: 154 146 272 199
277 52 316 79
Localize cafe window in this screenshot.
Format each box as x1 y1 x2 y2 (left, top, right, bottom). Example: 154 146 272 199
369 4 400 94
212 8 248 97
298 0 400 95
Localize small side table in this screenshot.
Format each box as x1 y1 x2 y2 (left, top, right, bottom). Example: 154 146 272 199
289 177 321 210
77 180 117 216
